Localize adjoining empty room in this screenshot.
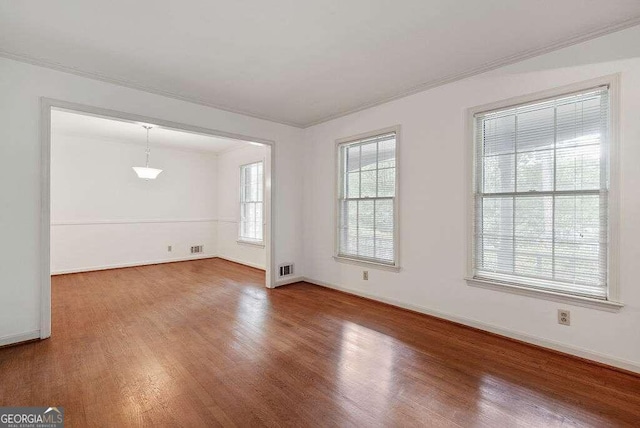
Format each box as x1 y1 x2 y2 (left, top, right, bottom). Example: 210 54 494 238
1 1 640 426
49 108 270 278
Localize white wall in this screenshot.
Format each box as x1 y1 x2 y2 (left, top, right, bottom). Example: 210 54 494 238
0 57 304 345
302 26 640 372
50 135 218 273
217 145 268 269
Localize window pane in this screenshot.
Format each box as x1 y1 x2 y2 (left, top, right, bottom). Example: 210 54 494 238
514 196 553 277
479 250 499 272
347 145 360 173
240 212 247 237
241 202 249 222
483 154 515 193
358 200 375 258
257 164 263 202
244 183 251 201
554 194 602 285
338 200 359 255
517 149 554 192
347 172 360 198
244 166 251 188
360 142 377 171
252 165 259 200
378 138 396 168
556 145 600 191
249 202 256 224
377 168 395 197
516 106 555 152
556 96 602 148
553 254 600 286
555 194 600 242
255 203 263 240
374 198 394 262
480 197 513 273
483 115 515 156
360 170 377 198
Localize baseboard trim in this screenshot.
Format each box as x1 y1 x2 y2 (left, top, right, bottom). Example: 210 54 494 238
0 330 41 347
215 255 265 271
274 276 305 288
302 276 640 375
51 255 219 275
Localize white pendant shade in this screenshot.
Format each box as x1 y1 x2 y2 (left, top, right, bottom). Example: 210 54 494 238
134 125 163 179
132 166 163 180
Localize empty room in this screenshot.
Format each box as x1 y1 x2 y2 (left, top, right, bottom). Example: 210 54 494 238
0 1 639 427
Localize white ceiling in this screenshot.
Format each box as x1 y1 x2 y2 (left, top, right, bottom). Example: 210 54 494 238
3 1 640 127
51 109 252 153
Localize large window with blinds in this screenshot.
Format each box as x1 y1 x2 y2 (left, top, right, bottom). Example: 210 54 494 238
471 85 612 300
336 128 398 267
239 161 264 244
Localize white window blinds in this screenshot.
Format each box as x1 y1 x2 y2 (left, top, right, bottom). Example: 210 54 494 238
473 86 610 299
337 131 397 265
239 161 263 243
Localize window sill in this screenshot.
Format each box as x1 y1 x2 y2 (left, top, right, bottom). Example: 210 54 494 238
333 256 400 272
237 240 265 248
465 277 623 312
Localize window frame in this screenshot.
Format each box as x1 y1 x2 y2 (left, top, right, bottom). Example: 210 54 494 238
238 160 265 246
334 125 401 271
465 75 622 309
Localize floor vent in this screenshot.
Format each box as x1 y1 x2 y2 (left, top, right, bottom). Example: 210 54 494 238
279 263 294 277
190 245 204 254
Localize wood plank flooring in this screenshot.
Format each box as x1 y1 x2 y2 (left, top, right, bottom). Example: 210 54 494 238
0 258 638 427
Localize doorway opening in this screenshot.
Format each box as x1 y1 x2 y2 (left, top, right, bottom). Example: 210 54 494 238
40 99 275 339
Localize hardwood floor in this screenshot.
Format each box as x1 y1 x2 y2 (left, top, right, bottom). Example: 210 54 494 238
0 258 638 427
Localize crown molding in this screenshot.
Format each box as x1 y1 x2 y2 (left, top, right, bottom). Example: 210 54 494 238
302 17 640 128
2 17 639 129
0 49 305 128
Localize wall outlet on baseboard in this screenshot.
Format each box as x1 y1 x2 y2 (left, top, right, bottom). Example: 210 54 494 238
167 245 172 252
363 271 368 280
558 309 570 326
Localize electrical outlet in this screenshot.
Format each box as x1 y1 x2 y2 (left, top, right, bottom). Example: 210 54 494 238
558 309 570 326
363 271 368 280
167 245 172 252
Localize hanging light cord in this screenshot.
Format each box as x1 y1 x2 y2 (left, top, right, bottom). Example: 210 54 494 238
143 125 152 167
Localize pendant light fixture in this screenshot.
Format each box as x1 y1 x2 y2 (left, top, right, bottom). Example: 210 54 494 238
133 125 163 180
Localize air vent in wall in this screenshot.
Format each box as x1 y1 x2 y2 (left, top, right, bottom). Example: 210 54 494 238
190 245 204 254
279 263 294 277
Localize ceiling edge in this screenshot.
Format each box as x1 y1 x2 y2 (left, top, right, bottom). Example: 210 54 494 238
0 49 305 128
301 16 640 128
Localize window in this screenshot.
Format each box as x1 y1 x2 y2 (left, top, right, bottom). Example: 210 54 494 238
471 85 613 300
239 161 263 244
336 128 398 267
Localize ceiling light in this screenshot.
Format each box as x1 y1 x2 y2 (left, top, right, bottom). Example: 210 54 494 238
132 125 163 180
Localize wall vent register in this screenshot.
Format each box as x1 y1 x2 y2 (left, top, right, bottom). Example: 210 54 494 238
279 264 294 277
